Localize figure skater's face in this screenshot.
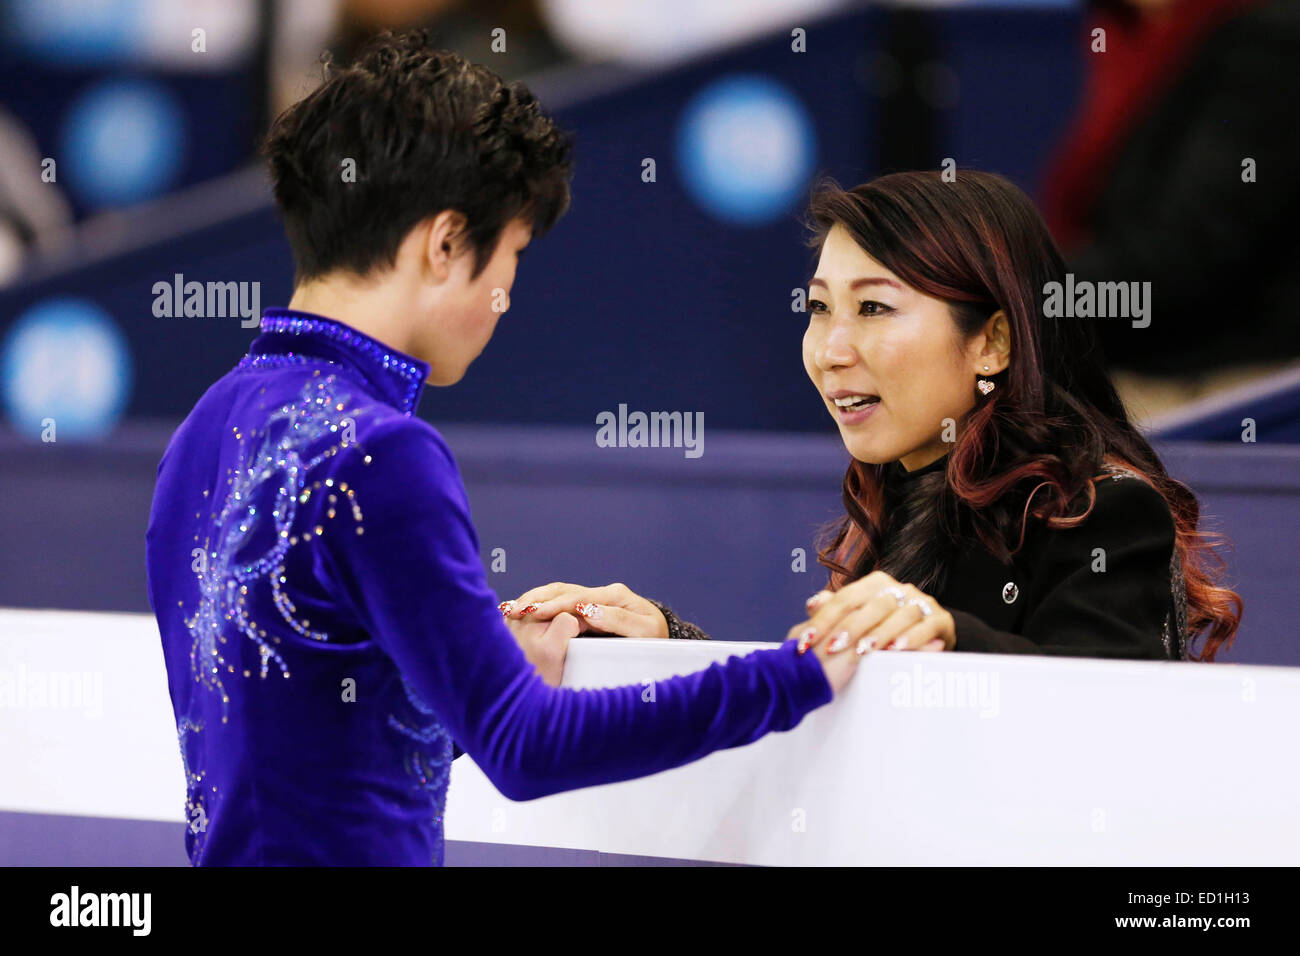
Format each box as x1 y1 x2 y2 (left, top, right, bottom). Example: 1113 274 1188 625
419 216 532 386
803 224 993 471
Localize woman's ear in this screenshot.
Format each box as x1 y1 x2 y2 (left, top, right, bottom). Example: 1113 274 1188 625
976 310 1012 374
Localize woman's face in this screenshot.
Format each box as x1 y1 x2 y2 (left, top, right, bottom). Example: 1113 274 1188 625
803 224 985 471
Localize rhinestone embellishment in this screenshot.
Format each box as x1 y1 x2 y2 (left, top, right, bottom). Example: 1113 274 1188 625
1002 581 1019 604
256 312 427 415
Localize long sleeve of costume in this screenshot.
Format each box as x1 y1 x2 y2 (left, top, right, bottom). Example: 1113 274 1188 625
314 417 831 802
950 476 1176 660
450 601 714 760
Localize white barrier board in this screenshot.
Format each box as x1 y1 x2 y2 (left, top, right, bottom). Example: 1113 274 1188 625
3 609 1297 864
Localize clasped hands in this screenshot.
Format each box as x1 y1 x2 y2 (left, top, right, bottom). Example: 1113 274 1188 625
498 572 954 686
791 571 954 655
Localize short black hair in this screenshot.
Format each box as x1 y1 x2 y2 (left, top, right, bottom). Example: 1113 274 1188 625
262 30 573 283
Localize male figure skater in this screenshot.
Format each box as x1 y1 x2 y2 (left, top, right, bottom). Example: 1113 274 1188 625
145 31 850 866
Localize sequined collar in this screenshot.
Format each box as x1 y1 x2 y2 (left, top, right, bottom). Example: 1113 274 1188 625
242 308 430 415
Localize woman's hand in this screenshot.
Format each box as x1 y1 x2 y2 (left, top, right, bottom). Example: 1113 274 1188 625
504 611 582 686
501 582 868 697
793 571 955 656
500 582 669 639
504 582 864 697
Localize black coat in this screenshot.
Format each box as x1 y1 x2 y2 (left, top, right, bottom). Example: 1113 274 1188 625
655 454 1188 660
890 455 1185 660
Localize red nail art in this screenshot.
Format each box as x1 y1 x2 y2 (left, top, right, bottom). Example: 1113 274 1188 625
796 628 815 654
520 603 540 616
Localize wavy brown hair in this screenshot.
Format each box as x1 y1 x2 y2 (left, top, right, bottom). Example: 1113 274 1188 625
809 170 1241 661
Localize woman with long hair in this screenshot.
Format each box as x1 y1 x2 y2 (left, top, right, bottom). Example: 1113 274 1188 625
511 170 1241 663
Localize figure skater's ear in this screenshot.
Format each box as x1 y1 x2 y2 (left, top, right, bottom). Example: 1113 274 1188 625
422 209 469 283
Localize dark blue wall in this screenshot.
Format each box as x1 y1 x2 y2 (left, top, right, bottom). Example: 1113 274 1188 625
0 6 1085 433
1 425 1293 667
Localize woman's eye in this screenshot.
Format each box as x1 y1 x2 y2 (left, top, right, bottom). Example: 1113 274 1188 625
859 300 893 316
808 298 827 314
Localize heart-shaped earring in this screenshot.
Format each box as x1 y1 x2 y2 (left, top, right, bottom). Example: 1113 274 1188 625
977 379 995 396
